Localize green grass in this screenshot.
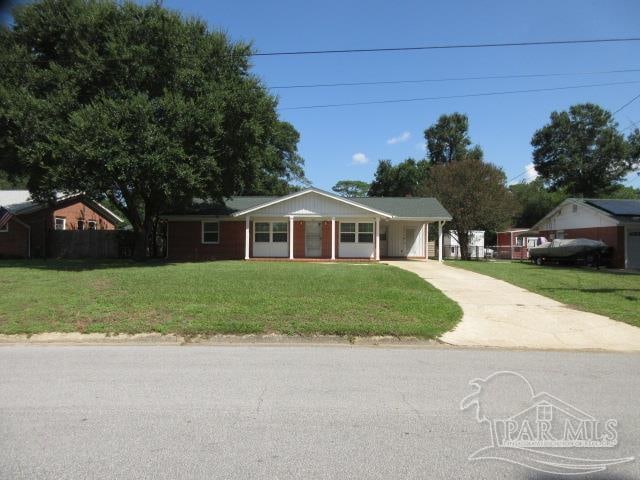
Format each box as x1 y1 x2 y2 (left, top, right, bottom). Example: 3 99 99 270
449 260 640 328
0 260 461 338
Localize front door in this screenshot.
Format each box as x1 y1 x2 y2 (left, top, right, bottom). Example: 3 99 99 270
305 221 322 257
404 227 417 256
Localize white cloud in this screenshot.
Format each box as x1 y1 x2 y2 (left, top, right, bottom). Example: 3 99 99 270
387 131 411 145
509 163 539 185
351 152 369 165
524 163 539 183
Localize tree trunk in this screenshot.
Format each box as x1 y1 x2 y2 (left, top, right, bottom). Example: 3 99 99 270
458 230 470 260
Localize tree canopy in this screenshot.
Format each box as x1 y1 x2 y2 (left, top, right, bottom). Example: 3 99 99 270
0 0 305 255
331 180 370 197
368 158 429 197
531 103 639 197
421 158 518 258
424 113 483 164
509 178 567 228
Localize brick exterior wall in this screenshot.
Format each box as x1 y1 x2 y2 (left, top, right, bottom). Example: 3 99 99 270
7 199 116 258
293 220 305 258
321 221 332 259
53 202 116 231
167 220 245 261
0 218 30 258
539 226 625 268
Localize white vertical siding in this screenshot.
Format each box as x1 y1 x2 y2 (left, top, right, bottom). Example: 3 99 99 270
385 222 425 257
253 192 376 217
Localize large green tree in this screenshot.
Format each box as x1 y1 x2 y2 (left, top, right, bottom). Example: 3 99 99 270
424 113 483 164
332 180 370 197
368 158 429 197
0 0 305 256
509 178 567 227
531 103 638 197
421 158 518 259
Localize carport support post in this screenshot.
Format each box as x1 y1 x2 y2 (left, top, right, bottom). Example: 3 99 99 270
289 215 294 259
438 221 443 263
331 217 336 260
244 217 250 260
424 222 428 262
375 217 380 261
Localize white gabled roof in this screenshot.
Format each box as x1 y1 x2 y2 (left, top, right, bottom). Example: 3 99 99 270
231 188 394 218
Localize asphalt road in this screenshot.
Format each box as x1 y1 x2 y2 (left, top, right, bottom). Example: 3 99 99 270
1 345 638 480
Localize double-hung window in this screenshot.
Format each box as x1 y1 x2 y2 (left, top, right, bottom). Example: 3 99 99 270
340 222 374 243
272 222 288 242
54 217 66 230
254 222 270 242
255 222 288 243
358 223 374 243
202 221 220 244
340 223 356 243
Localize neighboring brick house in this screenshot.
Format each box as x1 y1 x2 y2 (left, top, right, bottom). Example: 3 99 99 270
530 198 640 269
0 191 122 258
161 188 452 262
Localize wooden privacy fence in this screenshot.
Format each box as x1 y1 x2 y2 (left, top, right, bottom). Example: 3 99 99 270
47 230 136 259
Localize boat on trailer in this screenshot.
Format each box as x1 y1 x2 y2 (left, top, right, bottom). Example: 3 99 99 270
528 238 610 266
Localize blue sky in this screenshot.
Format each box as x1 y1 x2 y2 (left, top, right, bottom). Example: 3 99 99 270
163 0 640 190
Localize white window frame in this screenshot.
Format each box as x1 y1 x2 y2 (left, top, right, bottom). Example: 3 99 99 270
254 221 288 243
55 217 66 230
271 221 288 243
357 222 374 243
201 221 220 244
77 219 85 231
0 223 8 233
339 222 356 243
340 222 375 244
87 220 97 230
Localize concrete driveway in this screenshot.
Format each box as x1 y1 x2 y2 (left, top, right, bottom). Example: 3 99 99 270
386 260 640 351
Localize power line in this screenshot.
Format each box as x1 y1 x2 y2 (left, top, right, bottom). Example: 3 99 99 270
612 92 640 114
280 79 640 111
255 37 640 57
270 67 640 90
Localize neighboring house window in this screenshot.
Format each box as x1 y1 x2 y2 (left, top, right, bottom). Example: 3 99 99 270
55 217 66 230
272 222 288 242
202 221 219 244
87 220 97 230
77 220 85 231
357 222 374 243
340 223 356 243
572 204 578 213
0 223 7 233
255 222 270 242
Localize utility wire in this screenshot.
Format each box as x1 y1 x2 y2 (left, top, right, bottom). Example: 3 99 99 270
255 37 640 57
271 68 640 90
280 79 640 111
612 92 640 114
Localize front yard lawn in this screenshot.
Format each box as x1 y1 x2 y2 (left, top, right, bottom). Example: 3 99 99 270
449 260 640 328
0 260 461 338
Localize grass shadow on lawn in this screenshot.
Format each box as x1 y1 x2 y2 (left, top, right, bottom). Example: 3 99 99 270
0 259 174 272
